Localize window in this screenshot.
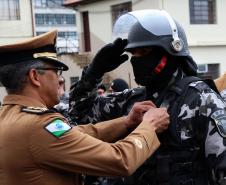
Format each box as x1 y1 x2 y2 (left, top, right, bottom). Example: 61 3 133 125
0 0 20 20
189 0 216 24
34 0 63 8
46 14 55 25
35 14 44 25
65 15 76 25
197 63 219 79
36 32 45 36
34 0 46 7
35 14 76 26
55 14 63 24
111 2 132 26
58 32 77 39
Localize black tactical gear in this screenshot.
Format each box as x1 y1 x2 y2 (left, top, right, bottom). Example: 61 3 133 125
69 68 226 185
67 9 226 185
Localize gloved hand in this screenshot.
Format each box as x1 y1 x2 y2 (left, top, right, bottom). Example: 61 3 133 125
86 38 128 79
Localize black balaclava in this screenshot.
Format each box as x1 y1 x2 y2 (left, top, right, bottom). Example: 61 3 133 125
130 47 178 91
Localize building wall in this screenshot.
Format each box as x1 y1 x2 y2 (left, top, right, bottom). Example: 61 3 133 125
0 0 34 44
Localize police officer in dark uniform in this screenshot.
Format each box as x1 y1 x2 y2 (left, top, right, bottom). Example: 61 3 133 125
69 9 226 185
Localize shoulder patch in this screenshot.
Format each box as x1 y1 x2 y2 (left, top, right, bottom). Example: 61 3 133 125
211 110 226 138
45 119 72 138
21 106 55 114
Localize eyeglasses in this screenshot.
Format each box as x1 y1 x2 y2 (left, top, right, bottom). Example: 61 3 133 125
35 67 63 76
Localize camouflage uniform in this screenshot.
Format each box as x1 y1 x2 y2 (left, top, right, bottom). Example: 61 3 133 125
68 68 226 185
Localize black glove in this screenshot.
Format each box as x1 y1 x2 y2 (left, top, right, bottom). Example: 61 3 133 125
86 38 128 79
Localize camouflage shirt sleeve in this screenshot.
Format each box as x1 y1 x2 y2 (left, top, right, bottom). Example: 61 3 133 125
69 68 146 124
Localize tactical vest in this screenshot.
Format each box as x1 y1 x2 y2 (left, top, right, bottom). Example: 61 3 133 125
124 77 219 185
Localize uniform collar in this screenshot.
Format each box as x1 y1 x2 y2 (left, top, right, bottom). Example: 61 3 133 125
2 94 47 108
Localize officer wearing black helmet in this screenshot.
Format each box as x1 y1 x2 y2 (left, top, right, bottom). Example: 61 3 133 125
69 9 226 185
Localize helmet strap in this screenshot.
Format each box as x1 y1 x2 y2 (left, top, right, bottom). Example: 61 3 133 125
154 56 167 74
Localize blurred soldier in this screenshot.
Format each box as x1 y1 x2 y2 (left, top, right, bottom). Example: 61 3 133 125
0 30 169 185
69 10 226 185
97 83 107 96
109 78 129 93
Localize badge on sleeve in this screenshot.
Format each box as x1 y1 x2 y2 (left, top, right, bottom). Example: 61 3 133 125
45 119 72 138
211 110 226 138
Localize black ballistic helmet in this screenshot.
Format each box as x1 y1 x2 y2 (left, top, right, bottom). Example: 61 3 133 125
113 9 189 56
113 9 197 75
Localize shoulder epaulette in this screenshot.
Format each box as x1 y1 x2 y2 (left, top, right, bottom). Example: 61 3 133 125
21 106 56 115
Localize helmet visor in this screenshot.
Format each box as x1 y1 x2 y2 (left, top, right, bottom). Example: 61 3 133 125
113 9 173 40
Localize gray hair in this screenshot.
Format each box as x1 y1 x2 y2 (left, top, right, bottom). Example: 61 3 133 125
0 60 46 94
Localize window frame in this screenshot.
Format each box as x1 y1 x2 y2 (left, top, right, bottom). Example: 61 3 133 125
189 0 216 24
0 0 20 20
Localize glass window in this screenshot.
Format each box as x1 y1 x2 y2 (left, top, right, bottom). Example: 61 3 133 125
189 0 216 24
197 63 219 79
47 0 63 7
34 0 46 7
35 0 63 8
58 32 66 38
36 31 46 36
45 14 55 25
35 14 44 25
55 14 63 24
0 0 20 20
58 32 77 39
111 2 132 26
65 14 76 25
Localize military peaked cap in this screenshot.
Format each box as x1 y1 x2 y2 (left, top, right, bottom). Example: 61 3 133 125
0 30 68 70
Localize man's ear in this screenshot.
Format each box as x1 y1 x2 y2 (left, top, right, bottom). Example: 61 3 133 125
28 69 41 87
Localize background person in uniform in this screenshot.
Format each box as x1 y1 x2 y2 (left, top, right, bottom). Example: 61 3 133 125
97 83 107 96
69 10 226 185
109 78 129 93
0 30 170 185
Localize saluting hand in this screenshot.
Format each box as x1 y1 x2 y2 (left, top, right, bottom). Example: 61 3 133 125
86 38 128 79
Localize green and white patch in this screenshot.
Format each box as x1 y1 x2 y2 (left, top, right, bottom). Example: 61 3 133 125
45 119 72 138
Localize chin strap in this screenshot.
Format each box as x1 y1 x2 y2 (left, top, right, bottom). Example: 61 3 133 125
154 56 167 74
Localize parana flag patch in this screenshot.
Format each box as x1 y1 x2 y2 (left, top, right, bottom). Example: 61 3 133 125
45 119 72 138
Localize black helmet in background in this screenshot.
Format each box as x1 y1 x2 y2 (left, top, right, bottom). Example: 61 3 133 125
113 9 197 76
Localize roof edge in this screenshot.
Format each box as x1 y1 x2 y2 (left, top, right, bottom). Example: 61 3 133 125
64 0 104 7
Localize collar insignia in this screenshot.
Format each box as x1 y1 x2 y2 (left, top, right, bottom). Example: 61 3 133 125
21 106 52 114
